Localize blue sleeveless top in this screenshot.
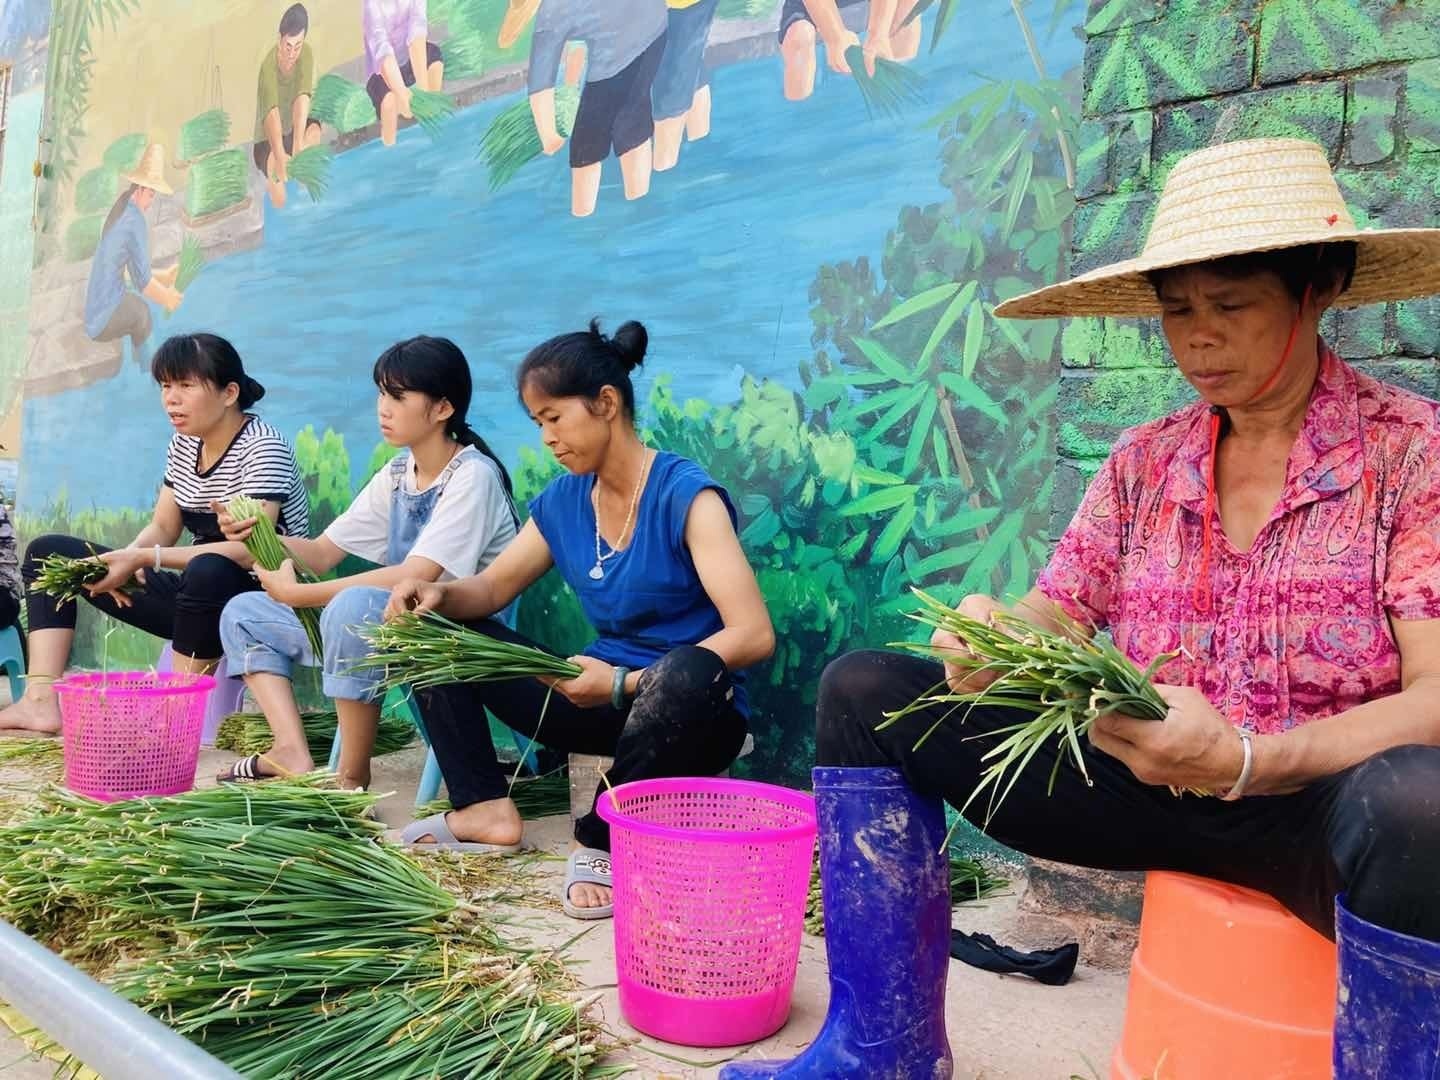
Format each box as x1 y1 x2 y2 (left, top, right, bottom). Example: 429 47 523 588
528 451 748 717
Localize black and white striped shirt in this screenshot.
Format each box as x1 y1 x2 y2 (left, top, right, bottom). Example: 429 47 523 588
162 416 310 543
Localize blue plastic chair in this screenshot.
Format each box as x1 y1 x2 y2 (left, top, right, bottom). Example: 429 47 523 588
0 623 25 702
328 600 537 807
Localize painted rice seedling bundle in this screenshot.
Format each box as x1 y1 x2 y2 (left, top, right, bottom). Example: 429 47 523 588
883 588 1189 824
31 551 136 603
286 144 333 201
310 74 378 133
443 30 489 79
357 611 582 691
178 108 231 162
845 45 926 119
227 495 323 655
63 215 105 262
407 86 457 136
480 84 581 191
173 234 205 292
184 147 248 219
73 166 119 214
215 707 415 758
0 780 622 1078
101 132 148 173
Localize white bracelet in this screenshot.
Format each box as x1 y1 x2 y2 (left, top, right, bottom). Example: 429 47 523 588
1219 731 1254 802
153 545 163 572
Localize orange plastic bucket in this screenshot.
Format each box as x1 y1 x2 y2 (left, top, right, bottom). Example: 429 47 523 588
1111 872 1336 1080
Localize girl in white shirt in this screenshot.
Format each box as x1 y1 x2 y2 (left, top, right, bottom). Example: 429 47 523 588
216 336 518 787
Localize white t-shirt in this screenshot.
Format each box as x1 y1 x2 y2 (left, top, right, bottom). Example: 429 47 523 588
323 446 517 580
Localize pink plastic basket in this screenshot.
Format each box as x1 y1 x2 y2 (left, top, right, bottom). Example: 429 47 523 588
596 776 817 1047
56 671 215 802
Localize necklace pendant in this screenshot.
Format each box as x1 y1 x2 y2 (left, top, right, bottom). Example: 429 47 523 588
588 563 605 581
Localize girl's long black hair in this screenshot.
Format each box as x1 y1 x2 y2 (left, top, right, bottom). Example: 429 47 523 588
373 335 517 517
151 332 265 409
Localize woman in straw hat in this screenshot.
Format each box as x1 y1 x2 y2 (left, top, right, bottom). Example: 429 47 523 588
724 138 1440 1079
83 143 184 350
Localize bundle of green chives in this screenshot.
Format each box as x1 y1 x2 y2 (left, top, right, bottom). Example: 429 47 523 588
804 849 1005 936
844 45 926 120
356 611 582 691
0 737 64 776
179 109 232 161
173 234 205 292
310 74 378 133
31 551 137 603
480 85 581 192
226 495 323 656
286 144 334 202
407 87 456 136
883 588 1185 824
215 708 416 758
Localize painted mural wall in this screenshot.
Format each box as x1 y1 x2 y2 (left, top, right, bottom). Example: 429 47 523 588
14 0 1083 785
0 0 49 501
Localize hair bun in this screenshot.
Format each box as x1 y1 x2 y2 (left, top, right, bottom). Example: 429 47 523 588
609 320 648 372
241 376 266 408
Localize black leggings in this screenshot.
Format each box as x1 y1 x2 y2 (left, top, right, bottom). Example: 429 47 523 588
415 619 748 851
817 649 1440 942
22 534 258 660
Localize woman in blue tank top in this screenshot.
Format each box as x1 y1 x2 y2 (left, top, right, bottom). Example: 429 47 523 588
389 319 775 920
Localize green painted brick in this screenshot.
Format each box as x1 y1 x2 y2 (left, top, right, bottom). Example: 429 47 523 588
1321 304 1387 359
1394 296 1440 356
1084 0 1161 36
1071 193 1157 275
1258 0 1440 86
1052 461 1102 542
1084 2 1254 116
1346 75 1401 166
1061 315 1171 369
1153 83 1346 184
1058 368 1195 455
1075 112 1154 199
1408 59 1440 155
1335 158 1440 229
1076 119 1113 199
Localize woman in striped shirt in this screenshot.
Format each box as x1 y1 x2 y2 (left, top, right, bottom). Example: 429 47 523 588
0 333 309 734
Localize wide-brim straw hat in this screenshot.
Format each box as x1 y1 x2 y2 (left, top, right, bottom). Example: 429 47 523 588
995 138 1440 319
498 0 541 50
121 143 173 196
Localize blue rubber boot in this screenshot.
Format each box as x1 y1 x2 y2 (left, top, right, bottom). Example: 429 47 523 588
1333 894 1440 1079
720 766 953 1080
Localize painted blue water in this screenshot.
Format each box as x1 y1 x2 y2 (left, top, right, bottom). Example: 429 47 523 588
22 1 1082 511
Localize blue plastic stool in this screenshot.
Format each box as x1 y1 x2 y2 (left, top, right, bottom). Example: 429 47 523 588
0 624 24 702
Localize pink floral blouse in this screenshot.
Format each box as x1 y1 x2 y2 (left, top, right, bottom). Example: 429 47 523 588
1037 344 1440 733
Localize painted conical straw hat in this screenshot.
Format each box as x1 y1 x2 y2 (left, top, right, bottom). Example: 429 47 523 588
995 138 1440 319
122 143 173 196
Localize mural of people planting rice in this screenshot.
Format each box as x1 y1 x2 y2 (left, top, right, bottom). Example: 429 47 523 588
17 0 1082 786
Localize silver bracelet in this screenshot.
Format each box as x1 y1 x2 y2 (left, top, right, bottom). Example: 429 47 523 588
1219 731 1254 802
153 545 163 572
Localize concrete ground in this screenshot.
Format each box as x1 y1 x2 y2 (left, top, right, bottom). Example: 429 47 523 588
0 740 1128 1079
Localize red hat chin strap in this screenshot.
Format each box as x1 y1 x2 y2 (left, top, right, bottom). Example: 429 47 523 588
1193 284 1313 622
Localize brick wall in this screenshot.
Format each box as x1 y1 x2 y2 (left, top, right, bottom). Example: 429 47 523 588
1053 0 1440 531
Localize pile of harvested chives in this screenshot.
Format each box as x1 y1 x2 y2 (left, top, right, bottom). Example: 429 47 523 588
31 551 136 604
883 588 1189 823
356 611 581 691
0 779 622 1077
215 708 416 758
227 495 324 656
